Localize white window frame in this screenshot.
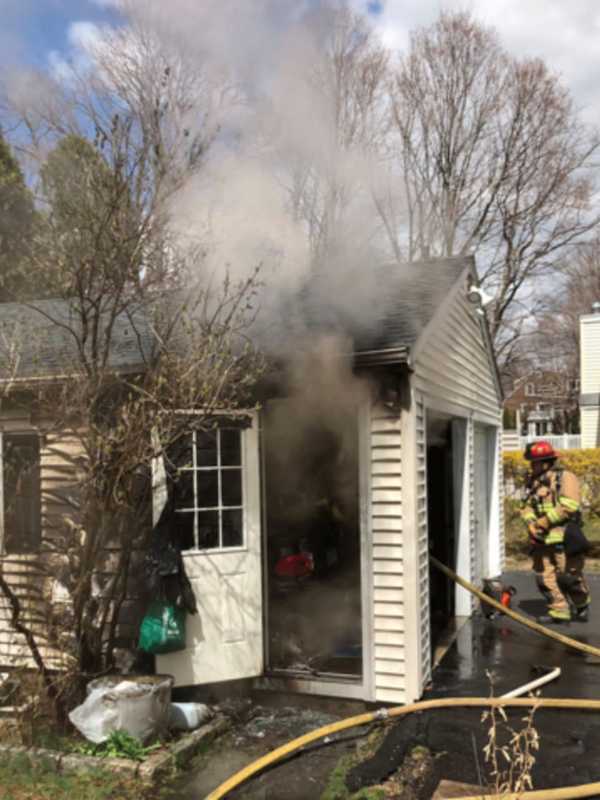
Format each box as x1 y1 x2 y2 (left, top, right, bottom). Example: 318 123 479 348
525 382 535 397
175 426 246 553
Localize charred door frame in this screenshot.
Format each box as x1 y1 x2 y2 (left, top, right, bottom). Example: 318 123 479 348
255 400 374 701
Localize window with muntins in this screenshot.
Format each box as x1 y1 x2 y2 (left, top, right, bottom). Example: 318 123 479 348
1 432 41 554
174 428 244 551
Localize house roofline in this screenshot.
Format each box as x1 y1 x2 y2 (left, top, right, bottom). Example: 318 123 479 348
353 346 411 368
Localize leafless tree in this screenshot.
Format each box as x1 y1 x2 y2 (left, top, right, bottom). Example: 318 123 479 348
534 238 600 376
274 6 390 270
386 11 600 367
0 11 262 723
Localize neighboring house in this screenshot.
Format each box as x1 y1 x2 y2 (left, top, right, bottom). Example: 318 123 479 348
0 255 504 706
580 305 600 447
504 370 580 436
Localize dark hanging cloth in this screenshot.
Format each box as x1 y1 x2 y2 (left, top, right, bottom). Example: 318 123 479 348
145 461 198 615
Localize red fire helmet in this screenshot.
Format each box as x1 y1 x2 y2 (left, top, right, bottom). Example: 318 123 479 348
524 440 557 462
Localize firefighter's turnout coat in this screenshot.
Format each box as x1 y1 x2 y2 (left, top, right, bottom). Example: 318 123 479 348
521 467 581 546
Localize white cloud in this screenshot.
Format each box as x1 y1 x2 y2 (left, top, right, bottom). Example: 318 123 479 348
365 0 600 123
47 20 105 82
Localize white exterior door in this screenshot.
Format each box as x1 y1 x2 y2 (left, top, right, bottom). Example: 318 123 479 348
156 417 263 686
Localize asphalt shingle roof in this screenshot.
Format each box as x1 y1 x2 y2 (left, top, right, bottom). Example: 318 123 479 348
0 256 473 380
0 299 155 380
293 255 472 357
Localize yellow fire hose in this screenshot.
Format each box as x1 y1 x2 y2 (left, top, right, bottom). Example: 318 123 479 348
430 555 600 660
206 559 600 800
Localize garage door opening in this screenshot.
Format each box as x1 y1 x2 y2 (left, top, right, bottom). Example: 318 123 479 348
426 412 456 651
263 399 363 680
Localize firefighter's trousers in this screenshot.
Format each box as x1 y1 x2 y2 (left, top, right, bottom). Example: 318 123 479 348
531 544 590 617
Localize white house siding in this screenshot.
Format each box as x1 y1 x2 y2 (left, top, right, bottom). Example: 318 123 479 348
580 314 600 448
415 396 431 689
413 292 500 422
0 425 144 669
0 425 79 669
369 400 407 704
467 420 476 613
409 283 503 697
580 315 600 395
581 408 600 450
487 426 505 577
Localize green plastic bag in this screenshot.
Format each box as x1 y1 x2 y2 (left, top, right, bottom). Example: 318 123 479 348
138 601 186 654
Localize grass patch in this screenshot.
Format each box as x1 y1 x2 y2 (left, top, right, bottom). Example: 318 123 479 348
320 729 386 800
0 754 163 800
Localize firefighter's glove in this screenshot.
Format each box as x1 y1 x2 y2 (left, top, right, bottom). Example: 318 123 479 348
528 523 545 545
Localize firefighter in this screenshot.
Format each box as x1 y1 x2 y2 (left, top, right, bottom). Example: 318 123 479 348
521 440 591 623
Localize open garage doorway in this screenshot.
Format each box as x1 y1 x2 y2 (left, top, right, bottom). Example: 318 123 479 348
426 411 472 665
426 412 457 649
262 399 363 680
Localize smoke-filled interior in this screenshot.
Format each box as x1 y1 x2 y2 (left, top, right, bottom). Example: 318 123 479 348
263 391 363 678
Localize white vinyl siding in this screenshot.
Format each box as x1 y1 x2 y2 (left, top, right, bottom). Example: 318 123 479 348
413 288 501 424
369 402 406 703
407 274 502 696
0 424 143 669
580 315 600 394
581 407 600 450
415 396 431 688
579 315 600 448
413 281 503 588
0 425 79 669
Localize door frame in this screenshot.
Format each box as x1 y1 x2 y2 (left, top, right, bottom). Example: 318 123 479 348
256 400 374 701
422 402 473 620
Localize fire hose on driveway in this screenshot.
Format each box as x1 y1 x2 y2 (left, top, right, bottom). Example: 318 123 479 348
205 557 600 800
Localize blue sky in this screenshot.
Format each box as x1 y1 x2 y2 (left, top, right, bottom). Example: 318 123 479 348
4 0 600 124
1 0 120 68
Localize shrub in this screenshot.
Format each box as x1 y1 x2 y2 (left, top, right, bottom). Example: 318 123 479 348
504 448 600 516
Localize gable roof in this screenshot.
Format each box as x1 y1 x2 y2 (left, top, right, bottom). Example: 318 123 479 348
354 256 471 359
0 299 155 381
0 256 492 383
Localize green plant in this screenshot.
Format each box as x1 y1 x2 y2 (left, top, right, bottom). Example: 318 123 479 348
0 754 152 799
75 730 162 761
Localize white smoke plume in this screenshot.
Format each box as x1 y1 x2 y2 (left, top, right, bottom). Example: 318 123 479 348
48 0 398 343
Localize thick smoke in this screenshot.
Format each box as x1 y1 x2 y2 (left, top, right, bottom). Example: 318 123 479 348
113 0 398 345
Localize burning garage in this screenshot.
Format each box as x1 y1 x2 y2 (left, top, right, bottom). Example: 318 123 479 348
153 253 504 705
0 254 503 706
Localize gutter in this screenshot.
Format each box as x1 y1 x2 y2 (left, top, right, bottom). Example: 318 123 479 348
353 346 411 368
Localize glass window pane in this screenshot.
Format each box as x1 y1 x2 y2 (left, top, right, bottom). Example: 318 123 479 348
222 509 243 547
197 510 219 549
169 436 193 470
174 471 194 509
195 430 217 467
196 470 219 508
221 469 242 507
3 434 41 554
176 512 196 551
221 429 241 466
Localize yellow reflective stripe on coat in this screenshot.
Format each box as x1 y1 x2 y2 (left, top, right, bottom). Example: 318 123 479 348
522 511 536 522
545 529 565 545
546 508 563 524
559 496 580 512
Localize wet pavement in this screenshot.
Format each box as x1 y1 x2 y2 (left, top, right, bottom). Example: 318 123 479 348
173 703 355 799
175 570 600 798
349 569 600 796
